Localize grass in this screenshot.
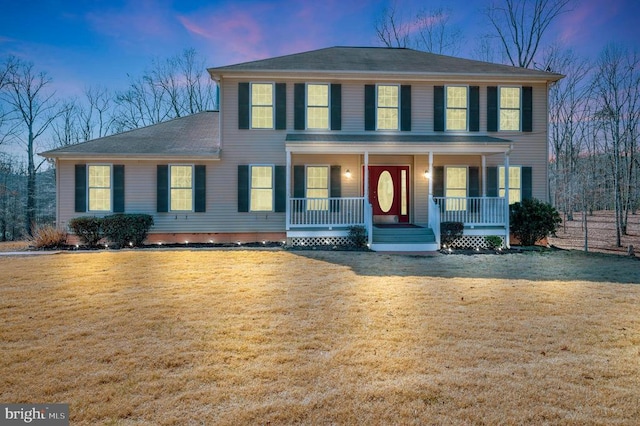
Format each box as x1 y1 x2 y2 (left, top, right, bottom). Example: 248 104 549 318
1 249 639 425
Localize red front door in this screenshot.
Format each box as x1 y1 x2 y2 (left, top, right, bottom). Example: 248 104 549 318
368 165 410 223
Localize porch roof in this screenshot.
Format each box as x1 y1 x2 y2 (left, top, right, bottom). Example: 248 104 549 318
285 133 513 155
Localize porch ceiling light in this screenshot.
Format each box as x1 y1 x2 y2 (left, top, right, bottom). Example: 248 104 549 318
424 169 431 179
345 169 352 179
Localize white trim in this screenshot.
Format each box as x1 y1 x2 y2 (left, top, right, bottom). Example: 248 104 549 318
87 163 113 213
249 164 275 212
168 164 195 213
250 82 275 130
444 85 469 132
306 83 331 130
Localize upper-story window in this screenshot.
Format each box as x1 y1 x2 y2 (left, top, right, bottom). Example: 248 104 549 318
377 85 399 130
499 87 521 131
307 84 329 129
251 83 274 129
170 165 193 211
88 165 111 211
446 86 468 131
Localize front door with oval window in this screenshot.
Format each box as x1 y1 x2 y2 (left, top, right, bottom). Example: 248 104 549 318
368 166 410 223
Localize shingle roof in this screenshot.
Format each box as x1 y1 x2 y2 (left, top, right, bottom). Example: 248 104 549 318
41 111 220 159
209 46 563 81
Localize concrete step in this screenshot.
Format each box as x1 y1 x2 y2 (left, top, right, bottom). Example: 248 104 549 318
372 226 436 244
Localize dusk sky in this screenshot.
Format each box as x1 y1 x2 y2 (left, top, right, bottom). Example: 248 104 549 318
1 0 639 98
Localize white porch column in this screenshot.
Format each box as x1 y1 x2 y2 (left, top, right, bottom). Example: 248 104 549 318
428 151 433 199
285 150 291 231
363 151 369 199
504 152 510 248
481 155 487 197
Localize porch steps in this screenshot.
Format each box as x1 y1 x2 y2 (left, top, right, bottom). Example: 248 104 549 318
371 226 439 252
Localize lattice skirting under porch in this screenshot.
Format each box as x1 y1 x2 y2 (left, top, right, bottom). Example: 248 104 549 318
288 236 352 247
445 235 505 249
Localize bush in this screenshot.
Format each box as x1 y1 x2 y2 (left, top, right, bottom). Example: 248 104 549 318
348 225 368 248
485 235 503 249
509 198 561 246
440 221 464 247
68 216 104 247
29 224 68 249
102 214 154 248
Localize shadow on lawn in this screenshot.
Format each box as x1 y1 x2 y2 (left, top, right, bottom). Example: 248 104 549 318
288 249 640 285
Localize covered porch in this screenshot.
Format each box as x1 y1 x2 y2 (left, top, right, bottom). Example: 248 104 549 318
285 134 514 251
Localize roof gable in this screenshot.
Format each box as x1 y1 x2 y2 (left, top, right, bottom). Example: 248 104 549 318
208 46 563 81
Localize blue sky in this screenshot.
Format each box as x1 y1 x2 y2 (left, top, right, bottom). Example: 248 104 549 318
1 0 639 98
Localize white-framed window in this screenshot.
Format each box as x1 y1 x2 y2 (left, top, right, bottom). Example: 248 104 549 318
445 166 467 211
377 84 399 130
251 83 274 129
170 165 193 211
250 165 273 211
499 166 522 205
446 86 468 131
88 164 112 212
499 87 521 131
306 166 329 211
307 84 329 129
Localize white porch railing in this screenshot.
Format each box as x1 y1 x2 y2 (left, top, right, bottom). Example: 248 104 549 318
289 197 366 228
432 197 507 226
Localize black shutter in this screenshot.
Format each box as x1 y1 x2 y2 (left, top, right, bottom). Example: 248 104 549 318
157 165 168 212
433 166 444 197
469 86 480 132
274 165 286 213
487 167 498 197
74 164 86 213
113 165 125 213
522 86 533 132
330 165 341 212
238 82 249 129
522 166 533 200
237 165 249 212
468 167 480 198
434 86 444 131
293 165 305 212
400 85 411 131
487 86 498 132
275 83 286 130
330 84 342 130
364 84 375 131
294 83 305 130
194 165 206 212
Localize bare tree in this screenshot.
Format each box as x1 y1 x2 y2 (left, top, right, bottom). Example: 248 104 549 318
591 44 640 246
1 57 64 236
375 3 463 55
79 86 115 141
113 48 217 131
484 0 572 68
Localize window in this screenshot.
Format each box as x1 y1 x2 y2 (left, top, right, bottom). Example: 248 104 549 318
306 166 329 211
500 87 521 131
250 165 273 211
170 165 193 211
377 85 399 130
88 165 111 211
251 83 274 129
499 166 522 204
445 166 467 211
307 84 329 129
446 86 468 131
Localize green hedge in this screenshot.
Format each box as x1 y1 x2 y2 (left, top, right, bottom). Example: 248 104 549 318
440 221 464 247
509 198 561 246
68 214 154 248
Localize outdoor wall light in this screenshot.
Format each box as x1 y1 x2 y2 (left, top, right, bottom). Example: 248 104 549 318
345 169 352 179
424 169 431 179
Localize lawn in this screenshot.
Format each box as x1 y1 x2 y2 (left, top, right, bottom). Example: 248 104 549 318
1 249 639 425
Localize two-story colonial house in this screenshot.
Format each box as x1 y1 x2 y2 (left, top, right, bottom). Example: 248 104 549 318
41 47 563 251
